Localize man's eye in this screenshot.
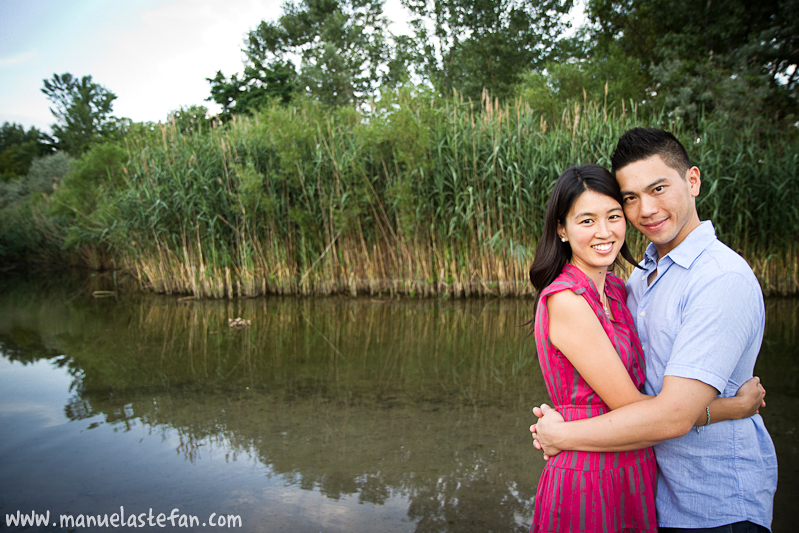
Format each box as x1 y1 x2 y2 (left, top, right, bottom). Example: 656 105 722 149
653 186 665 193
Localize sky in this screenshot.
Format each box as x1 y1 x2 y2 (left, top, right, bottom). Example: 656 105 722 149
0 0 582 135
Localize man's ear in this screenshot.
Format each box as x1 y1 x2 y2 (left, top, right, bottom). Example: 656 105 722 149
686 166 701 198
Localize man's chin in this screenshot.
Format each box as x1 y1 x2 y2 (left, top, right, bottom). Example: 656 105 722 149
633 226 670 245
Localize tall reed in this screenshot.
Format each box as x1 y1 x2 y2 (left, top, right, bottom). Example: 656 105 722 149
34 90 799 296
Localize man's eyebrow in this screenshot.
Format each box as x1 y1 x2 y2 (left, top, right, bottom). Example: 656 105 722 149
621 177 669 196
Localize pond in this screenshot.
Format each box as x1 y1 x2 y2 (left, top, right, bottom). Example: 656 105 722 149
0 270 796 532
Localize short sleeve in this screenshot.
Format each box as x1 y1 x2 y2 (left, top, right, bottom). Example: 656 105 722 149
664 272 763 393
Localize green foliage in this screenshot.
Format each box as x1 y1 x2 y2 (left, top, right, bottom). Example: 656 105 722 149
586 0 799 124
515 39 649 122
401 0 575 101
48 143 127 250
6 89 797 294
208 0 397 115
0 122 53 182
0 203 48 261
0 153 72 211
207 63 296 120
0 152 74 262
168 105 211 134
41 73 120 155
26 153 73 195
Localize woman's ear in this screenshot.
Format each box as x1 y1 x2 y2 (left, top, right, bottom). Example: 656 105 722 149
557 223 567 242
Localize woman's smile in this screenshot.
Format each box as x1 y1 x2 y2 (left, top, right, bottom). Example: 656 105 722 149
591 242 614 253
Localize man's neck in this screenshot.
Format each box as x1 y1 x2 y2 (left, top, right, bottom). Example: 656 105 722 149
653 216 702 259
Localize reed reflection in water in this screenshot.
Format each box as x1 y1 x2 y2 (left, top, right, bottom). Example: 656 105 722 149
0 272 795 532
0 273 548 532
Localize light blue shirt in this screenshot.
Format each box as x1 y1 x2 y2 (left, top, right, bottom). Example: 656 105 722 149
626 221 777 530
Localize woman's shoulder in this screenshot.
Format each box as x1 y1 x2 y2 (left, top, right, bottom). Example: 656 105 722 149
540 264 590 297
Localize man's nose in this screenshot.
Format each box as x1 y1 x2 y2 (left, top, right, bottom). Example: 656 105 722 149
639 196 658 217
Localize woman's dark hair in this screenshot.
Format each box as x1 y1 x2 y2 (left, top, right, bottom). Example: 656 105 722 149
528 164 639 320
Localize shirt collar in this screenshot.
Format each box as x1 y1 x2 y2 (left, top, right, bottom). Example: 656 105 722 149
643 220 717 269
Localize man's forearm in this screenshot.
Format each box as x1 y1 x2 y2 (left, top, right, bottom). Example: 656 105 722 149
551 399 687 452
542 376 718 453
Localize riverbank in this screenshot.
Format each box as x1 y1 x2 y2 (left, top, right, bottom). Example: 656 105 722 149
2 91 797 297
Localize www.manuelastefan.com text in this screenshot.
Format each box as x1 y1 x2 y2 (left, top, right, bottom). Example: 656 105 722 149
5 507 242 528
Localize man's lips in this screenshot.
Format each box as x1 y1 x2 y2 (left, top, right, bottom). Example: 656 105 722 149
642 219 668 232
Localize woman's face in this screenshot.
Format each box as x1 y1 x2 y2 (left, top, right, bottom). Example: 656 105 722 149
557 189 627 275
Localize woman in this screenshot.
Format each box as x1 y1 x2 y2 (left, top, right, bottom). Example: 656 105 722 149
527 165 764 533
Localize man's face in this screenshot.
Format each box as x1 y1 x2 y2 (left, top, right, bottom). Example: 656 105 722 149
616 154 701 257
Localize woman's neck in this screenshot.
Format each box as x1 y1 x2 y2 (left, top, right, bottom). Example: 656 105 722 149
569 262 608 296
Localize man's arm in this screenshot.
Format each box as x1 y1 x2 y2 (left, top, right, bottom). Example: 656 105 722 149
532 375 765 457
533 375 719 454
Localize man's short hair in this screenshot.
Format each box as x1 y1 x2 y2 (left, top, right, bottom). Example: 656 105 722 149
611 128 692 178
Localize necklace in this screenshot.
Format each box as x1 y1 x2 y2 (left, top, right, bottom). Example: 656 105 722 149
602 292 611 319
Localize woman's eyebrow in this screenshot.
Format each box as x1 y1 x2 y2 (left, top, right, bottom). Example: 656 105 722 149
573 206 622 218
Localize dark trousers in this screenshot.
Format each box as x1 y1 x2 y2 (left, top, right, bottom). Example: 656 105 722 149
659 521 769 533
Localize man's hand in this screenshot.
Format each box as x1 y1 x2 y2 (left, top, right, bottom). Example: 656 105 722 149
530 404 565 460
735 376 766 417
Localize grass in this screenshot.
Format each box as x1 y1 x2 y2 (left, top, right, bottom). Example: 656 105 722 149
4 89 798 296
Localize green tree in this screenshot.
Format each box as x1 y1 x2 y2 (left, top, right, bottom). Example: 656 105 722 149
0 122 53 182
208 59 297 119
41 73 119 155
208 0 400 115
401 0 575 101
0 152 72 209
587 0 799 123
514 25 650 120
168 105 212 134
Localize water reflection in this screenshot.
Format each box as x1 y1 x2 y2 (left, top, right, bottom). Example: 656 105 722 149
0 271 796 532
0 272 546 532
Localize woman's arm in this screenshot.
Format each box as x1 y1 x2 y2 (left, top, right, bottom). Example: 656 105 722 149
547 290 648 409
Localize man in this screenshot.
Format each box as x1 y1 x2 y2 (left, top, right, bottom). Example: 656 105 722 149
531 128 778 532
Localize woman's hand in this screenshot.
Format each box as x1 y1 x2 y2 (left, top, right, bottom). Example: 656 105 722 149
700 376 767 427
530 404 565 460
734 376 766 417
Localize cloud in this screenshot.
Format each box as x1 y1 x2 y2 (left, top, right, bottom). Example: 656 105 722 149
88 0 283 122
0 50 40 68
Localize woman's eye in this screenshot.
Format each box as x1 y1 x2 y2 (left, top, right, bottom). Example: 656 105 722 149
580 218 594 225
609 214 622 220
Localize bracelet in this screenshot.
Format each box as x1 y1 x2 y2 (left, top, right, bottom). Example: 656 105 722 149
696 406 711 433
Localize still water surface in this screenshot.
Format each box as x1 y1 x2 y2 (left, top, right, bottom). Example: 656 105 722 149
0 271 796 532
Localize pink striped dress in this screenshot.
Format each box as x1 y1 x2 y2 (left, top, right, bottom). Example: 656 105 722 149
532 264 657 533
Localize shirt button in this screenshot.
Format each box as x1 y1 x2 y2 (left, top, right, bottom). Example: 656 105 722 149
640 310 646 317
